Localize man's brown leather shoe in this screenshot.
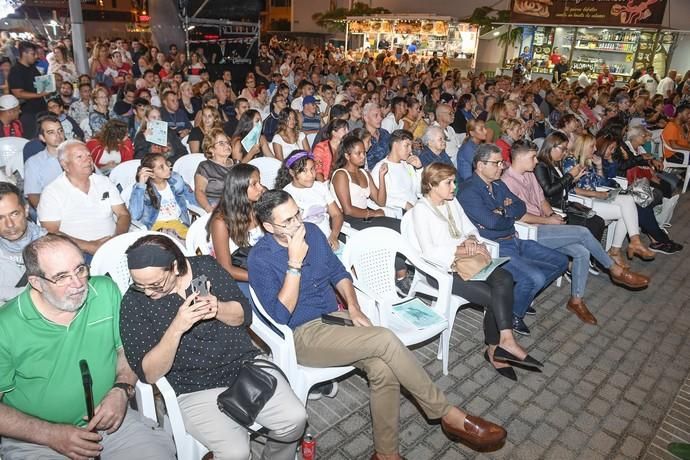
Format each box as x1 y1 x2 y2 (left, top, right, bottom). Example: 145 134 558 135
441 414 507 451
610 267 649 289
567 298 597 325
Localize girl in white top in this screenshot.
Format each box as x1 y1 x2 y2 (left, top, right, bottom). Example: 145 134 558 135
276 150 344 250
209 163 265 297
409 162 537 380
330 134 390 224
271 108 310 161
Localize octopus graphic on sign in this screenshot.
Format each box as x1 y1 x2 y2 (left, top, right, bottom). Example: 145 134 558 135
611 0 659 25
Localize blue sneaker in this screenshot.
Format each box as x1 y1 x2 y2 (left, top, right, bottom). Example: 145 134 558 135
512 316 531 336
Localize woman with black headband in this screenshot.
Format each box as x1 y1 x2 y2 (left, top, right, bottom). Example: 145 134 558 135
119 234 307 460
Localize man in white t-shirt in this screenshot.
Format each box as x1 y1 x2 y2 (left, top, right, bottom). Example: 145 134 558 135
432 103 461 162
638 66 658 95
371 129 422 213
656 69 677 99
37 140 131 256
381 96 408 134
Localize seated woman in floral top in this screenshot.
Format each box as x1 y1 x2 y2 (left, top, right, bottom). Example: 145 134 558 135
562 133 654 267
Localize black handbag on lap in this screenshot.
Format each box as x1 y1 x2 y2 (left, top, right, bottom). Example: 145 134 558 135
231 246 252 270
217 358 288 427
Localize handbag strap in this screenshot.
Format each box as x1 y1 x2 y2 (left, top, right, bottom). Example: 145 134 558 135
248 358 290 384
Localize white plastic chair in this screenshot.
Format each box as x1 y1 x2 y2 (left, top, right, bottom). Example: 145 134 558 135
249 157 282 189
173 154 205 191
180 135 191 154
340 227 451 372
661 139 690 193
109 159 141 192
0 136 28 179
248 287 355 404
532 137 545 151
306 132 317 150
185 212 212 255
90 231 189 293
400 211 498 375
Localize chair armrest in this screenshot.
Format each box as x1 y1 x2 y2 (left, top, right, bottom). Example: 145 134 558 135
568 193 594 207
478 237 500 258
612 176 628 189
129 220 147 231
186 203 207 219
515 221 538 240
340 221 357 240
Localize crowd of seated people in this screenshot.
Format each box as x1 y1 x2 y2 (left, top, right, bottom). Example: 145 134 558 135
1 33 689 459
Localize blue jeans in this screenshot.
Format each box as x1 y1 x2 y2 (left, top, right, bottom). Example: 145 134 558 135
536 224 613 298
499 238 568 318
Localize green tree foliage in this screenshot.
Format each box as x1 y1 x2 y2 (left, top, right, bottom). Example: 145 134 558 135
467 6 522 47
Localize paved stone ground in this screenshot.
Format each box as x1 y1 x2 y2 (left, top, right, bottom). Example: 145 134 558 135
250 197 690 459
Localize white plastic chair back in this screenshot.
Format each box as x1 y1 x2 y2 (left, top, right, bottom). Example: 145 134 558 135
109 159 141 191
90 231 189 293
172 154 205 191
185 212 212 255
80 118 93 140
661 139 690 193
306 132 317 149
341 228 400 305
0 136 28 178
249 157 282 189
532 137 545 151
180 135 191 154
249 286 355 403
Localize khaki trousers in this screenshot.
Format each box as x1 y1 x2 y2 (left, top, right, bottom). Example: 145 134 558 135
177 367 307 460
293 312 451 455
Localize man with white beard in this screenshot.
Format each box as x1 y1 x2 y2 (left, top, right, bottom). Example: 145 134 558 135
0 234 175 460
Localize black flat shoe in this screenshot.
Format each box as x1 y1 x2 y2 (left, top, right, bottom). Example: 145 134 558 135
484 350 517 381
494 346 544 368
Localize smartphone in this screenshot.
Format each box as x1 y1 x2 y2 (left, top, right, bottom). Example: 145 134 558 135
321 314 354 326
191 275 209 296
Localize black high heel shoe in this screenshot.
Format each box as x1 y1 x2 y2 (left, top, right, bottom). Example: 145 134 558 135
493 347 544 368
484 350 517 381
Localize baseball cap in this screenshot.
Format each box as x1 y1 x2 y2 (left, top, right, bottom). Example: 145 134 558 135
303 95 318 105
0 95 19 111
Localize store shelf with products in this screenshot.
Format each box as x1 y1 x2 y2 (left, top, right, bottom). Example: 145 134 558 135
570 27 640 79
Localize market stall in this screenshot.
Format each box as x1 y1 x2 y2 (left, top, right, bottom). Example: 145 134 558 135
345 14 479 70
505 0 675 82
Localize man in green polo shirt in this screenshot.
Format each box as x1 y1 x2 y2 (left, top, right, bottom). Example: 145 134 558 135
0 234 175 459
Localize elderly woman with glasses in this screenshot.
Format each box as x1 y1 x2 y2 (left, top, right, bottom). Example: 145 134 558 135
418 125 454 167
195 128 234 212
120 234 307 460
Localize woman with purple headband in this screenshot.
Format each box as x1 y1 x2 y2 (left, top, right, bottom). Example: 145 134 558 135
275 150 344 251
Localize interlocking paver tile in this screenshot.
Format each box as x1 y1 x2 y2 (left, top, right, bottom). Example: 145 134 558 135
258 198 690 459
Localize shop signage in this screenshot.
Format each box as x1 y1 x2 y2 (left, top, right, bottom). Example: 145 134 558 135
510 0 668 28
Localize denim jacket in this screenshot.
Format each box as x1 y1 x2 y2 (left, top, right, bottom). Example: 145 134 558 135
129 172 197 228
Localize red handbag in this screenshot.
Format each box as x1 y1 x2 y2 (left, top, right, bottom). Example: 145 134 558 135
626 166 654 183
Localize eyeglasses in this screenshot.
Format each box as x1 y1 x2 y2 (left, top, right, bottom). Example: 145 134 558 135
482 160 506 167
36 264 90 286
214 140 231 147
554 144 568 151
272 209 303 228
131 270 173 293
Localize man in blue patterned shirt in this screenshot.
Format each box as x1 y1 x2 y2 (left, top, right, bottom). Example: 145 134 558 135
457 144 568 336
248 190 507 460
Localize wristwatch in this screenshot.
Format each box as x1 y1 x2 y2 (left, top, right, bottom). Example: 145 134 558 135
113 382 135 400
